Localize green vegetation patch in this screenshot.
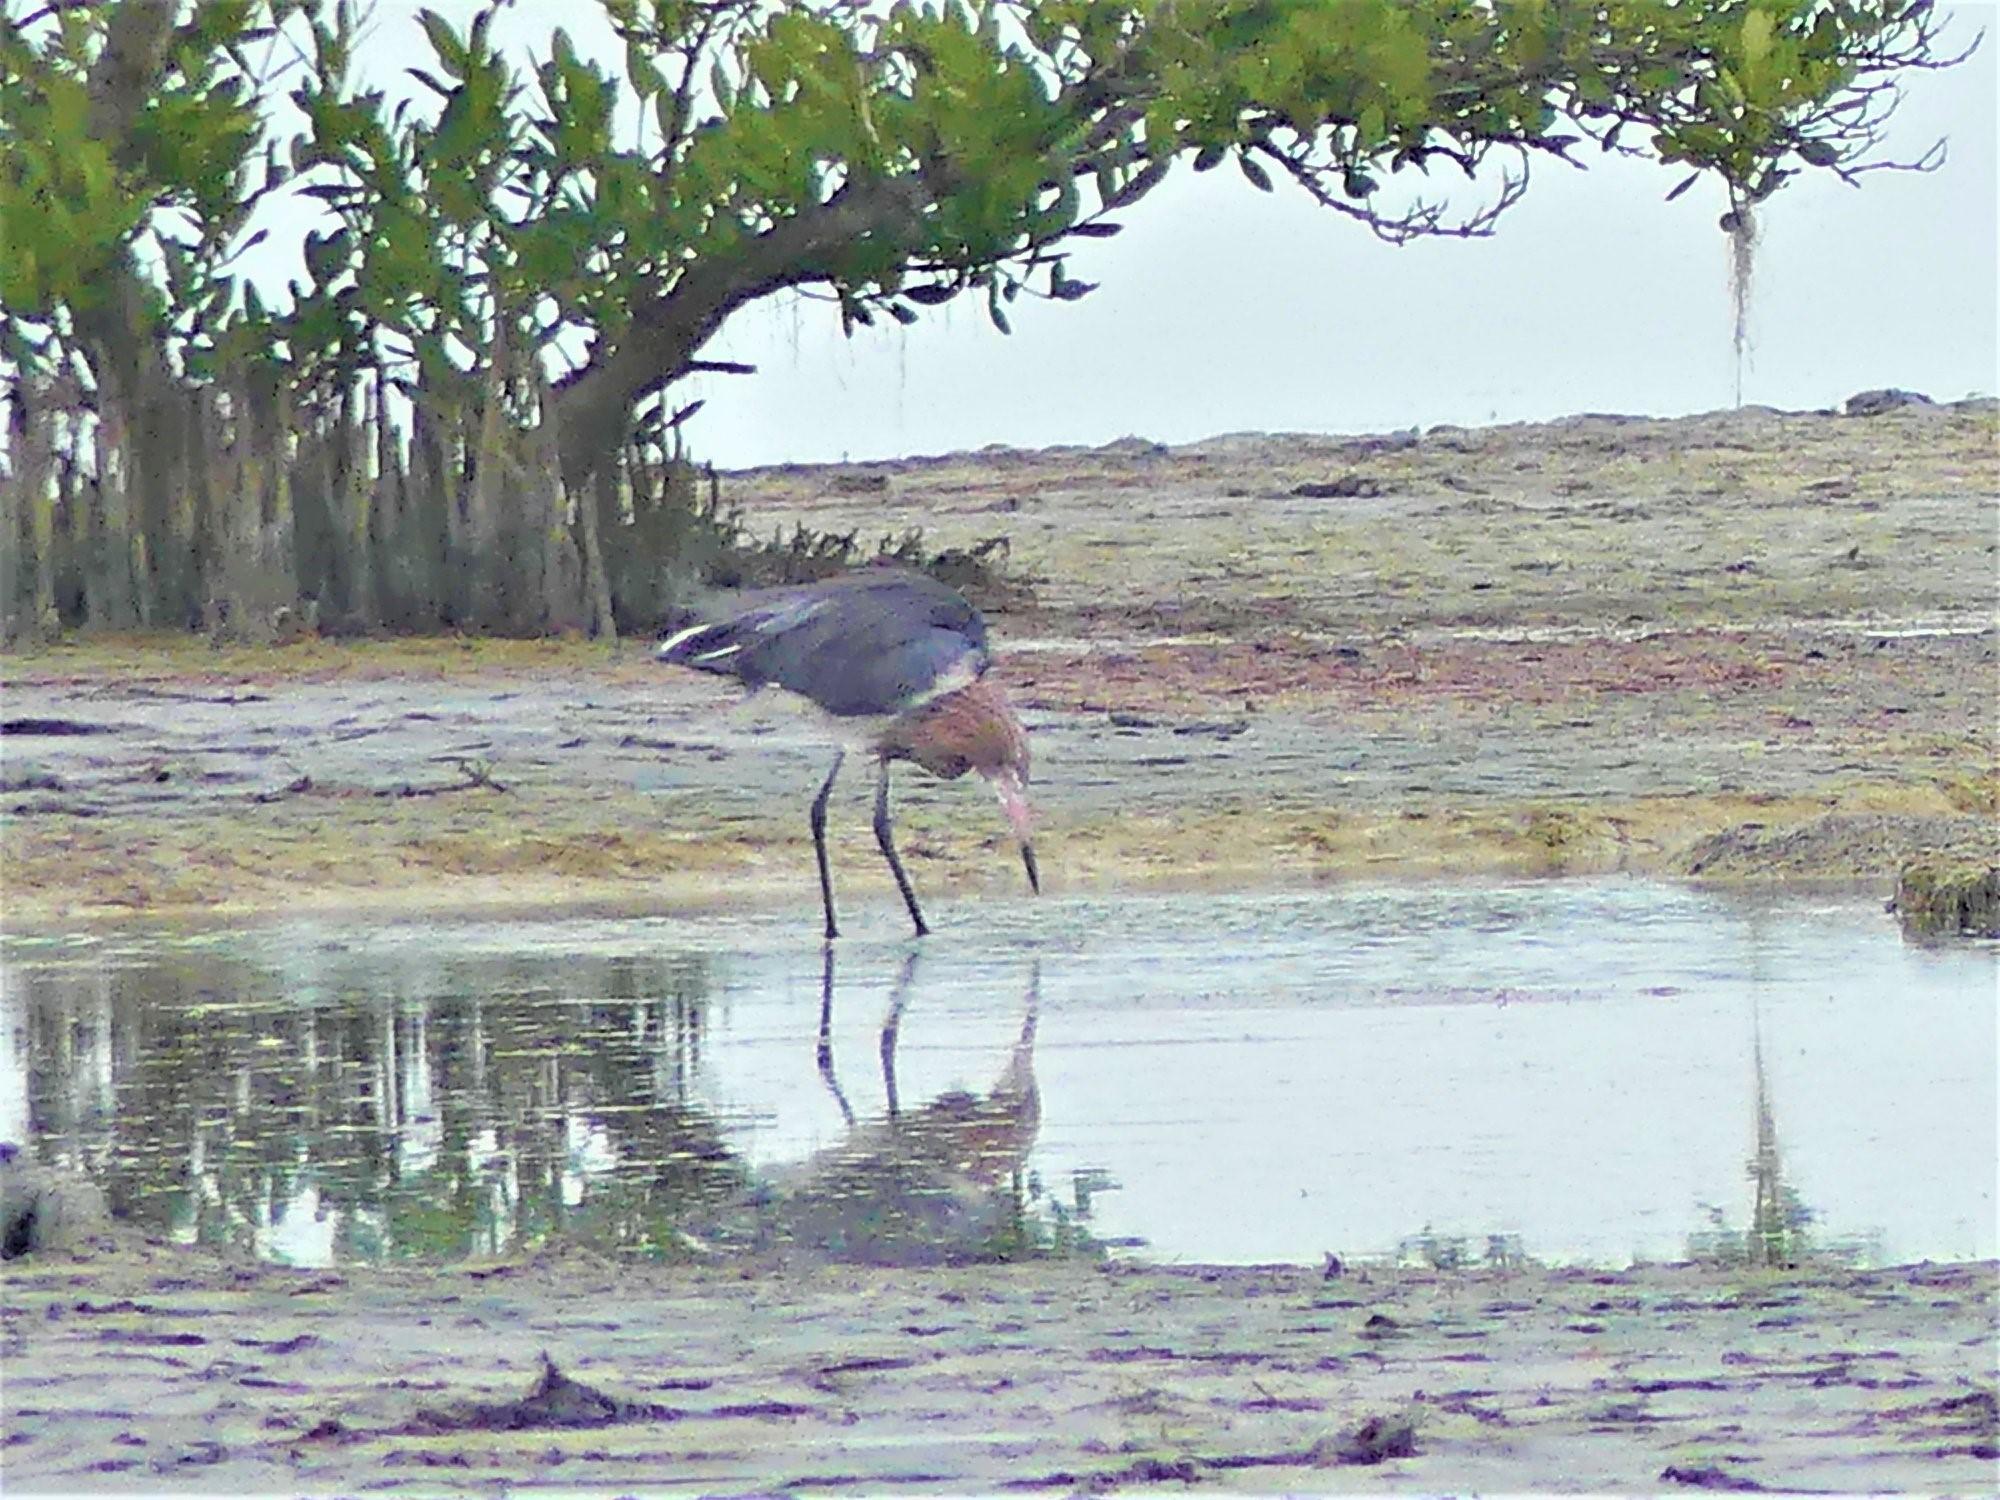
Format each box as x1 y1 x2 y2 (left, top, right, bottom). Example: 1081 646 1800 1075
1894 857 2000 939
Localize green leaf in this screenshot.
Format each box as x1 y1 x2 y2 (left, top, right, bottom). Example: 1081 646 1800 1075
415 9 466 79
1741 9 1775 67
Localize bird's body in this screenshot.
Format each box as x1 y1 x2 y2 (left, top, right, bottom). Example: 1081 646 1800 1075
657 569 1036 936
659 569 989 717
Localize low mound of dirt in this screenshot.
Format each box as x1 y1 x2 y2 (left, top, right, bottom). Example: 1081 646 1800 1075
1682 813 2000 880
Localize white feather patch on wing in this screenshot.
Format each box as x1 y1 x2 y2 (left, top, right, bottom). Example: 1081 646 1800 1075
692 644 742 663
656 622 711 658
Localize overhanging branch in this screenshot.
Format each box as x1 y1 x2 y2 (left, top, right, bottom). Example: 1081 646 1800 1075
551 174 931 489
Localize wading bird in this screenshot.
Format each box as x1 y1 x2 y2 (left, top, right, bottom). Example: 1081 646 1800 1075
657 568 1037 937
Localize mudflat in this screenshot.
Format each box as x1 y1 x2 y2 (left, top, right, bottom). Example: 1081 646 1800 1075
3 1239 1996 1493
3 401 1995 924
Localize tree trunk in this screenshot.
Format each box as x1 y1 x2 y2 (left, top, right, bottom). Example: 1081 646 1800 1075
87 397 138 628
261 379 301 634
375 367 410 627
464 322 510 630
407 392 452 628
185 385 216 630
2 383 58 640
345 384 376 629
579 455 618 645
161 386 202 629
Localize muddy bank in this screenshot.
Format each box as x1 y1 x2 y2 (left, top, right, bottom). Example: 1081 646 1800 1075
3 1237 1993 1494
2 402 1995 924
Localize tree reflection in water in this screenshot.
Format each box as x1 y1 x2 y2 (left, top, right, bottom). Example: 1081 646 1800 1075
13 949 738 1263
12 943 1084 1267
1685 1000 1863 1268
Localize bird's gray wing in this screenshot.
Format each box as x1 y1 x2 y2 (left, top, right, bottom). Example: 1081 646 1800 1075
657 571 989 716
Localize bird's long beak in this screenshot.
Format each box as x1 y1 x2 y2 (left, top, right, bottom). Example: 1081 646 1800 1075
993 770 1039 895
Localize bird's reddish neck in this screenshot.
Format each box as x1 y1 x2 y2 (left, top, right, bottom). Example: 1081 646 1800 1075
882 676 1028 781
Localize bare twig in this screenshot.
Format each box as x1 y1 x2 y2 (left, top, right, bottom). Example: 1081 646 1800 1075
422 756 508 794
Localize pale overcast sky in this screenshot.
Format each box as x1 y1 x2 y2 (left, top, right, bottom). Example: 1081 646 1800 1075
307 1 1997 466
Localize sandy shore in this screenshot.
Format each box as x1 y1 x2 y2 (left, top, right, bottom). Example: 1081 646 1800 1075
4 1237 1995 1494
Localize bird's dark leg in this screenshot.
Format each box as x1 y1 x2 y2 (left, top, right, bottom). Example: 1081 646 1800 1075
880 950 919 1119
873 760 930 937
811 751 845 940
815 942 854 1127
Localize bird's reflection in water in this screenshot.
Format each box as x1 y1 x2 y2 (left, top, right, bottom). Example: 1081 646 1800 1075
714 948 1041 1266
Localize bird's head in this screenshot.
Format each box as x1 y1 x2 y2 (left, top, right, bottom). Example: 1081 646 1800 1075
904 678 1038 895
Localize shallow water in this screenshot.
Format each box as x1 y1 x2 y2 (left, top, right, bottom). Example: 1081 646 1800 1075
3 881 1993 1269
